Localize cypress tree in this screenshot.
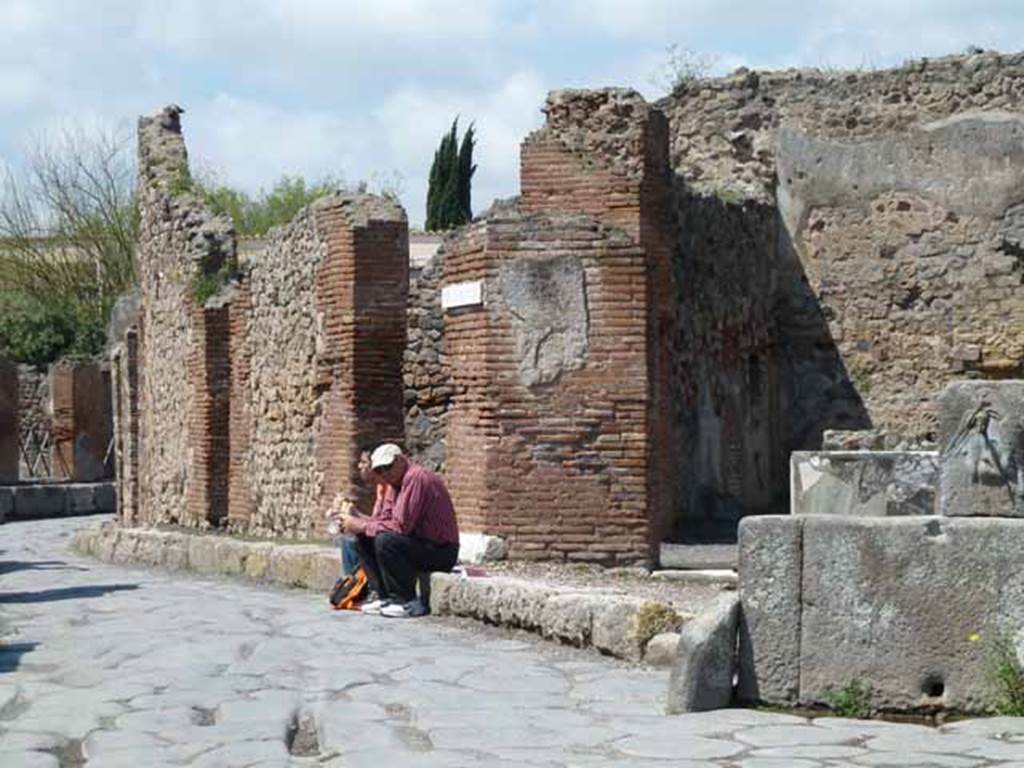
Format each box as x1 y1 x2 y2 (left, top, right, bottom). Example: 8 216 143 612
425 118 476 231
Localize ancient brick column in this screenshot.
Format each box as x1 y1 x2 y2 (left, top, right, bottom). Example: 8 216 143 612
50 362 113 482
227 194 408 537
442 89 676 564
0 361 17 482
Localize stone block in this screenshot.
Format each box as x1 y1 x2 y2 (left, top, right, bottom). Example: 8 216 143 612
268 545 325 588
428 572 457 614
70 524 99 555
457 532 507 564
667 593 740 713
592 600 646 661
643 632 681 667
308 550 341 591
798 516 1024 712
133 531 170 566
110 531 140 565
540 594 602 646
737 515 804 705
791 451 938 516
0 487 12 523
66 485 97 515
11 485 67 520
187 536 221 575
242 544 273 580
215 538 248 577
93 483 117 513
938 380 1024 517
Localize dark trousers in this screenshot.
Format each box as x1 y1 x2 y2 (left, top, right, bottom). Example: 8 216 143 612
355 532 459 603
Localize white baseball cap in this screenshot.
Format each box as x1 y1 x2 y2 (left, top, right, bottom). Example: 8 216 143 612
370 443 404 470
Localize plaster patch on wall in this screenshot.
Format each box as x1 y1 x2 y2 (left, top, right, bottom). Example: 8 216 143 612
498 254 589 388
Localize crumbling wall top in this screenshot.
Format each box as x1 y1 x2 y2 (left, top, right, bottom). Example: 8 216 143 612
312 191 407 230
533 88 661 180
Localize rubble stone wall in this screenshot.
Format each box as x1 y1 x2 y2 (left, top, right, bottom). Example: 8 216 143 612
111 330 140 524
135 106 236 529
15 365 48 479
671 192 783 528
227 195 408 537
665 50 1024 462
403 254 453 471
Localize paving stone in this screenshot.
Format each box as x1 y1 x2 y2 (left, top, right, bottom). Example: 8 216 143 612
3 517 1023 768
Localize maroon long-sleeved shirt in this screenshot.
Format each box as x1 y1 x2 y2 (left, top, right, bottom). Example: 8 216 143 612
364 463 459 545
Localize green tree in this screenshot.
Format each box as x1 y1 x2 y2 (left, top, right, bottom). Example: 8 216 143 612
199 174 341 236
0 124 137 365
425 119 476 231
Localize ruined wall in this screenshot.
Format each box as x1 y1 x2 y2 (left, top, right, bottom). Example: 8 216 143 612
16 365 49 478
404 253 453 471
135 106 235 528
670 191 783 531
51 362 113 482
228 194 408 537
664 51 1024 459
443 89 674 563
111 330 140 524
0 361 17 482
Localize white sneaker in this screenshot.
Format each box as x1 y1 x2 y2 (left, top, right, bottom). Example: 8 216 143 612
381 599 428 619
360 599 388 615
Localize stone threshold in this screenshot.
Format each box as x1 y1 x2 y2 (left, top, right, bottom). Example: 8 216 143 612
71 522 691 664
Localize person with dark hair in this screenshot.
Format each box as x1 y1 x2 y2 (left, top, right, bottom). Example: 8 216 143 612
341 443 460 618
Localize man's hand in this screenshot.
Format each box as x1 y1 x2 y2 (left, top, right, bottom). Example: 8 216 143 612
342 514 367 535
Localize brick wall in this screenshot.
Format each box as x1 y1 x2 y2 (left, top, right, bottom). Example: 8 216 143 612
50 362 112 482
0 361 17 482
443 89 674 564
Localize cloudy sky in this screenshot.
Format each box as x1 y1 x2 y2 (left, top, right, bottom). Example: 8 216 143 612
1 0 1020 228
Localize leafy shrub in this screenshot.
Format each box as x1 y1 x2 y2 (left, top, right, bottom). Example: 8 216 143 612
0 291 104 367
825 679 873 718
987 634 1024 716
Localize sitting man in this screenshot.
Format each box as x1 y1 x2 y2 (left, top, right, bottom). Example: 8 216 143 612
342 443 459 618
328 447 394 589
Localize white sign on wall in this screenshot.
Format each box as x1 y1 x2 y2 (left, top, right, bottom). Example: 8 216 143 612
441 280 484 310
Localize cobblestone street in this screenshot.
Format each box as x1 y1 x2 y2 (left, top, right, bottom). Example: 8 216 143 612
1 517 1023 767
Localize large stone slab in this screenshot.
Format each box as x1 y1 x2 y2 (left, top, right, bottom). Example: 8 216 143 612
938 380 1024 517
667 592 740 713
737 515 803 705
791 451 938 516
799 515 1024 712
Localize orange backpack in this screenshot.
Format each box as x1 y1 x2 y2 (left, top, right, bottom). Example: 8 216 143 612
329 566 369 611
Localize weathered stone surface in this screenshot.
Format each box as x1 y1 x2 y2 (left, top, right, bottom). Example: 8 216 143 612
938 380 1024 517
11 485 66 519
497 254 588 388
667 593 740 713
458 532 507 564
737 515 803 705
187 536 221 575
242 543 273 580
540 594 603 646
268 545 326 587
0 487 12 523
644 632 681 667
799 515 1024 712
592 600 647 661
791 451 939 516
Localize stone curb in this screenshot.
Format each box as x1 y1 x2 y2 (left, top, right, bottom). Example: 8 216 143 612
73 522 689 663
429 572 689 662
1 482 117 523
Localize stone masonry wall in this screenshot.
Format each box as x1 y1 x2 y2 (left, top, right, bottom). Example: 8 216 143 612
404 253 453 471
228 194 408 537
664 51 1024 460
0 361 17 482
670 190 783 531
135 106 236 528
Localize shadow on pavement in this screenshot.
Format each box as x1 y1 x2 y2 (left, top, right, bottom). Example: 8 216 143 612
0 642 40 673
0 560 90 575
0 584 139 604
